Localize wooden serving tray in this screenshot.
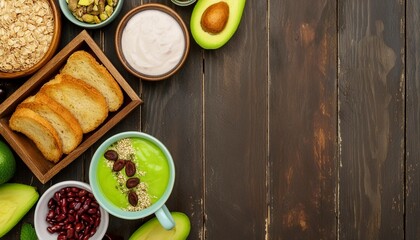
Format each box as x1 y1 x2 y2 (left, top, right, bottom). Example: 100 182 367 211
0 30 142 184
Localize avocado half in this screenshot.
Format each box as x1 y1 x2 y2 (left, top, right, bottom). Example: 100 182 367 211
128 212 191 240
190 0 246 49
0 183 39 237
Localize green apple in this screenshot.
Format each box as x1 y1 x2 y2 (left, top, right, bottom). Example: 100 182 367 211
0 140 16 184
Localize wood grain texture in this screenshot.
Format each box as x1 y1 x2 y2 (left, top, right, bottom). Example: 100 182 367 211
0 31 141 184
269 0 337 239
140 1 205 239
203 0 268 239
89 1 144 238
406 0 420 239
4 0 420 239
338 0 405 239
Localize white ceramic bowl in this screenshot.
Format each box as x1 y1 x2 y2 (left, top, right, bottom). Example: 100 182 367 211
34 181 109 240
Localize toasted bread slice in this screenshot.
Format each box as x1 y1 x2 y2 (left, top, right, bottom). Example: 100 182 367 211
17 93 83 154
9 108 62 163
40 74 108 133
61 50 124 112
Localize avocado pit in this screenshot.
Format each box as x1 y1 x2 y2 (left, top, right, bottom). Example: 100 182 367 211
200 1 229 34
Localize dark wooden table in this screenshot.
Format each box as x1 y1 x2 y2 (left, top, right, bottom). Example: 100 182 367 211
2 0 420 239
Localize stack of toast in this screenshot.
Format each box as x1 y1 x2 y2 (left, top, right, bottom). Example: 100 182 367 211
9 50 124 163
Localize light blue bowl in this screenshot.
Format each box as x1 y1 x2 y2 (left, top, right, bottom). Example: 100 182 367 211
89 131 175 226
58 0 124 29
171 0 196 6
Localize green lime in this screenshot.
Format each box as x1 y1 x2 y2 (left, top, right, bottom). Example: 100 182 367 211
0 140 16 184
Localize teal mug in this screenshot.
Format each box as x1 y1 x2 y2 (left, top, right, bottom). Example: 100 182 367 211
89 131 175 230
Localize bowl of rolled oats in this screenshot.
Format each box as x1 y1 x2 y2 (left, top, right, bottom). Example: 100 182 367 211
0 0 61 79
58 0 124 29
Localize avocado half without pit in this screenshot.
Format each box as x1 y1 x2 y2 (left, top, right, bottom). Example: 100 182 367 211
128 212 191 240
190 0 246 50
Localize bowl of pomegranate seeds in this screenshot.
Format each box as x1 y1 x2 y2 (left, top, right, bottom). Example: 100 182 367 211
34 180 109 240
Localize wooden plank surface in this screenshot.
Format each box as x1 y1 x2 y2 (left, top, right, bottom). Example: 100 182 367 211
269 0 337 239
2 0 420 239
87 0 144 237
338 0 405 239
139 1 205 239
406 0 420 239
203 0 268 239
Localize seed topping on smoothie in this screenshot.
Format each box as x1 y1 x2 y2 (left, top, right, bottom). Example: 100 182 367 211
103 138 153 211
110 138 133 159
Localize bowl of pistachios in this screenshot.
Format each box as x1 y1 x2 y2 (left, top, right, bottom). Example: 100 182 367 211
58 0 123 29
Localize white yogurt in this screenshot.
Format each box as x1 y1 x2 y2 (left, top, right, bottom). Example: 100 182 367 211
121 9 186 76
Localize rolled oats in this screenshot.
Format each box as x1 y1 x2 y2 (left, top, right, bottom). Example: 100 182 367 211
0 0 55 73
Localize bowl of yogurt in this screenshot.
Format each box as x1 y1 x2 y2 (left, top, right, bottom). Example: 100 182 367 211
115 3 190 81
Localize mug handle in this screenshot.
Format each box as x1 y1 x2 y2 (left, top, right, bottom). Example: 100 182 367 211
155 204 175 230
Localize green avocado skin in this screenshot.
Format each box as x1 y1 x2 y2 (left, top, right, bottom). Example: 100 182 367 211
0 183 39 238
128 212 191 240
190 0 246 49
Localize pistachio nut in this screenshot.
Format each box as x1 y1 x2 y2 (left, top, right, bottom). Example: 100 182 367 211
67 0 118 24
81 14 95 23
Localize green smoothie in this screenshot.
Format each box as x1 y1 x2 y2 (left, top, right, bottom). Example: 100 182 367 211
96 137 170 210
